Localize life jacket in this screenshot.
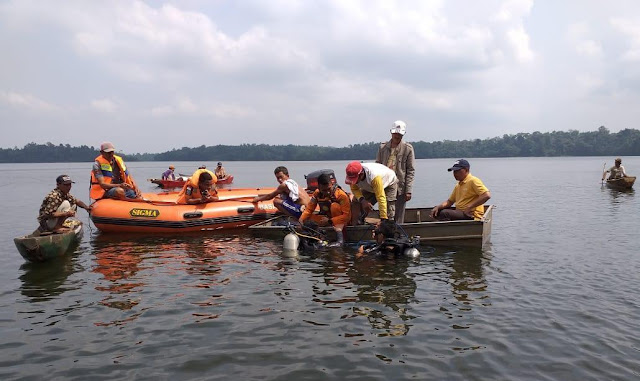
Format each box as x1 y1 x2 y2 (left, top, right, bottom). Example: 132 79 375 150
90 154 132 200
313 184 342 216
177 169 217 204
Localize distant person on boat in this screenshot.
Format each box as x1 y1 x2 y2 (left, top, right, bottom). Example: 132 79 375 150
345 161 398 224
38 175 92 233
253 166 311 218
299 173 351 245
214 162 227 179
430 159 491 221
199 165 207 169
162 165 176 180
376 120 415 223
177 169 219 204
604 158 628 180
90 141 141 200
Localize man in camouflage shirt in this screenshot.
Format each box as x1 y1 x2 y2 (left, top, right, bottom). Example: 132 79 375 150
38 175 92 233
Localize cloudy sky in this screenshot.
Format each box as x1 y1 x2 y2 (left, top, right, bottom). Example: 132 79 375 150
1 0 640 153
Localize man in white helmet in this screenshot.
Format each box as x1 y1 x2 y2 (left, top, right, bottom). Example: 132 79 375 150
376 120 415 223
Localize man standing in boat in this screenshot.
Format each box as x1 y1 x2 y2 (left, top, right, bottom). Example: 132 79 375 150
38 175 92 233
253 166 310 219
299 173 351 245
90 142 141 200
177 169 219 204
603 158 628 180
430 159 491 221
376 120 415 223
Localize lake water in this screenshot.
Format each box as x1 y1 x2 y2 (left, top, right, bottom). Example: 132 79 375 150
1 157 639 380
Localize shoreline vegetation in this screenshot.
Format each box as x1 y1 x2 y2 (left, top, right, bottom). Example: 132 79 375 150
2 127 639 163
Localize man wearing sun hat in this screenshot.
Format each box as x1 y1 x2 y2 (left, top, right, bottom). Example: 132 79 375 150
345 161 397 224
376 120 415 223
162 165 176 180
90 141 141 200
38 175 92 233
429 159 491 221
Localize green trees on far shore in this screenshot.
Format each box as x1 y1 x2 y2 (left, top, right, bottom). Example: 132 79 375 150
2 127 639 163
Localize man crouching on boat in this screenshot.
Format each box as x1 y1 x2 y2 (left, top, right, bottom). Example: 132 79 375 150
253 166 310 219
38 175 92 233
299 173 351 246
177 169 219 204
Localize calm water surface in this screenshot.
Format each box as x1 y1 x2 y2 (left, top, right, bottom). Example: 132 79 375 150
1 158 639 380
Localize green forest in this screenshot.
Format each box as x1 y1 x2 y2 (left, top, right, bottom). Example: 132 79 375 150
1 126 639 163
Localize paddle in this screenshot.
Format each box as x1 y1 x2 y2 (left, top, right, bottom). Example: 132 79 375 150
601 162 607 184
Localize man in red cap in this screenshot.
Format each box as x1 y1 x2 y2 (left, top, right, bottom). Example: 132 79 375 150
345 161 397 224
429 159 491 221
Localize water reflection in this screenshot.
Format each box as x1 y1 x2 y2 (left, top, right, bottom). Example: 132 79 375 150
449 246 490 306
348 255 418 337
603 185 634 210
18 250 81 301
300 247 418 337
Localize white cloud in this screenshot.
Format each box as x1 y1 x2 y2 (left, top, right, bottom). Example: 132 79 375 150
0 91 58 112
610 17 640 61
91 98 117 113
1 1 640 152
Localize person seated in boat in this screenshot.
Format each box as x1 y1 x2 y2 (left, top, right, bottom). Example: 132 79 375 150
38 175 92 233
253 166 311 219
214 162 227 179
299 173 351 245
429 159 491 221
90 141 141 201
177 169 219 204
604 158 628 180
345 161 398 225
162 165 176 180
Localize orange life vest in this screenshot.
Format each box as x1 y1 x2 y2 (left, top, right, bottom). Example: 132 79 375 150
177 169 217 204
312 184 345 216
90 154 133 200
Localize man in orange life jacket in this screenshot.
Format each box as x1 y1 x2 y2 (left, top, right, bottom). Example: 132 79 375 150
299 173 351 245
90 142 141 200
176 169 219 204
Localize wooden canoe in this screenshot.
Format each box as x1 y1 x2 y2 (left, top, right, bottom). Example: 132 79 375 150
149 175 234 189
606 176 635 190
249 205 493 247
14 220 83 262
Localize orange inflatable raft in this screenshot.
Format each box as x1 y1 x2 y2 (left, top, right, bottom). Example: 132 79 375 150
90 188 279 233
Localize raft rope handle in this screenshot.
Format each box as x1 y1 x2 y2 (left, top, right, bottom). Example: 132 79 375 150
286 222 327 243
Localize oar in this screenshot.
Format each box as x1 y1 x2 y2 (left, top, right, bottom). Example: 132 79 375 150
601 162 607 184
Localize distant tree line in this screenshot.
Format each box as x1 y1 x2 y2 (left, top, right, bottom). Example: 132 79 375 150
1 127 639 163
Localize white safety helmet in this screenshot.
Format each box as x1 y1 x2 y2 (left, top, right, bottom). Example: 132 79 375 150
390 120 406 135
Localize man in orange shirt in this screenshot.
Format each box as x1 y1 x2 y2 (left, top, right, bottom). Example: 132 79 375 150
299 173 351 245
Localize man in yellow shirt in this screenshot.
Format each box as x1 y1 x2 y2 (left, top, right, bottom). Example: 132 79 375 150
430 159 491 221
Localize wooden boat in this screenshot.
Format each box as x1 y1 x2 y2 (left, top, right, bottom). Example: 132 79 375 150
249 205 494 247
90 187 278 233
14 220 83 262
606 176 635 190
149 175 234 189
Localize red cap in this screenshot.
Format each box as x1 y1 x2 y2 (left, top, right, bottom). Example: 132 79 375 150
345 161 363 185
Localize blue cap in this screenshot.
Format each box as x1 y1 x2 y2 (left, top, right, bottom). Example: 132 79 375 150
447 159 470 171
